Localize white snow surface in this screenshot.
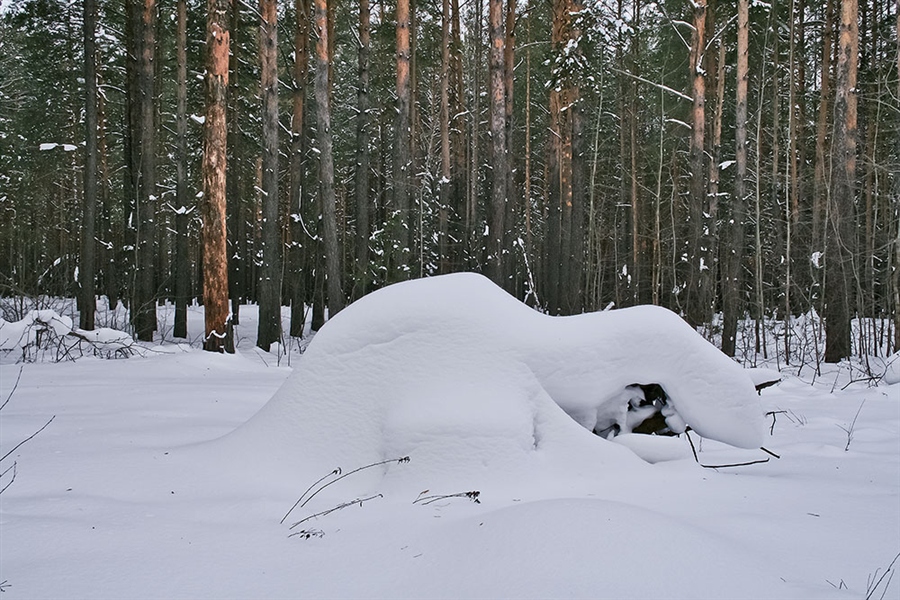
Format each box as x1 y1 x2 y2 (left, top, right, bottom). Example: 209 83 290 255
222 274 764 497
1 274 898 599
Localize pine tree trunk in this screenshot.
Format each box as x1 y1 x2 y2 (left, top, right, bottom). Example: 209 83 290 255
438 0 451 275
134 0 157 341
315 0 344 316
824 0 859 362
80 0 98 331
686 0 707 328
392 0 412 280
257 0 282 351
227 0 243 326
487 0 507 287
174 0 189 340
289 0 310 336
722 0 749 357
352 0 371 299
201 0 233 353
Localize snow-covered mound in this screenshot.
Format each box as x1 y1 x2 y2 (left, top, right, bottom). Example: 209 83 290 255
224 273 763 489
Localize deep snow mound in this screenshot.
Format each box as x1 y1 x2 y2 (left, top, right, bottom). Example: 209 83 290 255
226 274 763 487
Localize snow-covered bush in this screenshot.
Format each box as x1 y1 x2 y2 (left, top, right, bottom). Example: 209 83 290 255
0 310 135 362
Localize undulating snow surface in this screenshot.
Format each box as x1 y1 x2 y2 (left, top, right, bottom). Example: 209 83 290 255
1 274 898 599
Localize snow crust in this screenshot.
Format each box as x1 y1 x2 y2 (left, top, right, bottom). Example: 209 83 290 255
225 273 763 492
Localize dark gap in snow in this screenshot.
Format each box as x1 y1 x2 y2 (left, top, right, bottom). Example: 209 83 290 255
592 383 685 440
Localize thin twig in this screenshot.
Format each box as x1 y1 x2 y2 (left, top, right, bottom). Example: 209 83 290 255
866 551 900 600
701 458 770 469
413 490 481 505
0 461 17 495
760 447 781 459
685 430 699 462
765 410 787 435
0 366 24 412
0 415 55 463
299 456 409 509
289 494 383 530
280 468 342 525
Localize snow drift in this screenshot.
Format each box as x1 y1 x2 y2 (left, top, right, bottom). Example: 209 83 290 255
224 273 763 489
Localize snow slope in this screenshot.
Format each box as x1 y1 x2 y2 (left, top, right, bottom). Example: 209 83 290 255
222 274 763 493
1 275 898 599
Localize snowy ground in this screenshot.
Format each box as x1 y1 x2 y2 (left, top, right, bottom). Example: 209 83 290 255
1 275 899 599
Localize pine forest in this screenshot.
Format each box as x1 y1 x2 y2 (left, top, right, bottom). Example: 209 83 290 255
0 0 898 365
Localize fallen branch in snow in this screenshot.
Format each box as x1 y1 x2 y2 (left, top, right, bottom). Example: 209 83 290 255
866 551 900 600
288 494 384 531
684 431 772 469
765 410 788 435
413 490 481 506
280 456 410 524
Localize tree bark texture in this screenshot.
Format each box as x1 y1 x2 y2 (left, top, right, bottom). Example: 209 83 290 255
391 0 412 280
722 0 749 357
134 0 157 341
174 0 189 339
201 0 233 353
488 0 508 288
257 0 282 351
80 0 98 331
315 0 344 316
824 0 859 362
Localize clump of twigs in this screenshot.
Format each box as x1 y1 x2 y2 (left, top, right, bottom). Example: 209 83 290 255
413 490 481 505
280 456 410 525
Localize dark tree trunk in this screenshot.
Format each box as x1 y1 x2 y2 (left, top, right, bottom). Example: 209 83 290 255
722 0 749 357
352 0 371 300
289 0 310 336
487 0 508 287
257 0 282 351
133 0 157 341
201 0 233 353
174 0 189 339
80 0 98 331
315 0 343 316
391 0 412 280
824 0 859 362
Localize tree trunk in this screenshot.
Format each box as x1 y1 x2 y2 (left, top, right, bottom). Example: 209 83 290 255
722 0 749 357
813 0 835 268
487 0 508 287
174 0 189 339
227 0 243 326
134 0 157 341
392 0 412 280
686 0 707 328
257 0 282 351
80 0 98 331
289 0 310 336
352 0 371 299
315 0 343 316
824 0 859 362
201 0 233 353
438 0 451 275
